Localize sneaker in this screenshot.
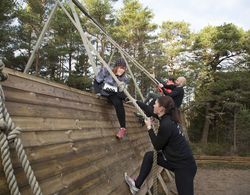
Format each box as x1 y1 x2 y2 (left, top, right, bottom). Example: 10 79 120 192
116 128 126 139
124 172 139 194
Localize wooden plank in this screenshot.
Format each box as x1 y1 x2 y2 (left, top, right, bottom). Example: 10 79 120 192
15 145 119 187
0 136 133 173
3 74 97 103
89 154 142 195
58 149 138 195
3 74 136 113
2 126 146 150
5 100 117 119
195 155 250 162
158 173 170 195
3 68 139 113
3 86 104 106
11 116 141 133
17 129 109 147
4 93 136 123
165 169 174 182
20 148 135 194
12 117 113 131
4 88 118 115
60 171 107 195
3 68 92 93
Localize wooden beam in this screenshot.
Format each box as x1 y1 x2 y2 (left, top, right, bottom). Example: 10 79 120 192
158 173 169 195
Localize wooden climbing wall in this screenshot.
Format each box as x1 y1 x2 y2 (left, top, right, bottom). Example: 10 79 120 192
0 68 155 195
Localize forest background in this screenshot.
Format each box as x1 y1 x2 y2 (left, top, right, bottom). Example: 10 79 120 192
1 0 249 156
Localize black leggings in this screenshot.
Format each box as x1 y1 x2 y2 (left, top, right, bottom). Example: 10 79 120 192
135 151 197 195
108 94 126 128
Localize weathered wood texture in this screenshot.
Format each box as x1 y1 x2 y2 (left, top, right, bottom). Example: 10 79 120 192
0 68 154 195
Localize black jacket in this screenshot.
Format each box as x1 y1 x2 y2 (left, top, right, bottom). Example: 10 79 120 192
148 114 195 169
136 101 195 168
162 87 184 108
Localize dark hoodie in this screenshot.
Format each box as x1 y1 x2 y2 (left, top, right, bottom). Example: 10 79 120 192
136 101 195 169
148 114 195 169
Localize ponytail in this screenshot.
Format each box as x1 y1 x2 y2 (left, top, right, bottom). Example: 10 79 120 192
157 96 180 123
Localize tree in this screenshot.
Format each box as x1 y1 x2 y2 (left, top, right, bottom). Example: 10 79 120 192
67 52 92 91
0 0 17 66
83 0 116 59
113 0 157 96
191 23 247 144
50 3 83 78
159 21 193 75
13 0 56 72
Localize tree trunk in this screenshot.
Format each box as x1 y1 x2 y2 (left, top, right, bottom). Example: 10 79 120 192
69 52 72 76
100 38 105 58
201 103 210 144
180 111 190 142
35 51 39 76
233 109 237 153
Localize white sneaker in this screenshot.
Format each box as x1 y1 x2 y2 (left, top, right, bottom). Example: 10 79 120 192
124 172 139 195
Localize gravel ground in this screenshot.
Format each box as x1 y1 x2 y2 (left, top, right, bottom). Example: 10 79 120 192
194 168 250 195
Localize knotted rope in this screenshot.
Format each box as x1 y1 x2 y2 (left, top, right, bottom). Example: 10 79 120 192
151 124 158 195
0 61 42 195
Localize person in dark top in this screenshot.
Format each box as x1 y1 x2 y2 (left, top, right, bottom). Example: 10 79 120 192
135 76 185 122
159 76 186 108
125 96 196 195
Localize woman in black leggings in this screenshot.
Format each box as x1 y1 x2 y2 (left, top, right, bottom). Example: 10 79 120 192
94 58 129 139
125 96 197 195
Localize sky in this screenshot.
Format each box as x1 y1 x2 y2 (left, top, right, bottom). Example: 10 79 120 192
115 0 250 32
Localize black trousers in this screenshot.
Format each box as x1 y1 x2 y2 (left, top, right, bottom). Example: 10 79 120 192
107 94 126 128
94 80 126 128
135 151 197 195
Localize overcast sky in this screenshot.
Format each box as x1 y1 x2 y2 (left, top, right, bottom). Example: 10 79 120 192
115 0 250 31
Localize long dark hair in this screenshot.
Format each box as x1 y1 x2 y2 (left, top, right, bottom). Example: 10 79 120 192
157 96 180 123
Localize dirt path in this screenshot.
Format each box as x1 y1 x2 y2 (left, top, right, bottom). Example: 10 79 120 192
194 168 250 195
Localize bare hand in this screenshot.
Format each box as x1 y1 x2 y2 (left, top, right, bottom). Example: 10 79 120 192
158 83 163 88
144 118 152 130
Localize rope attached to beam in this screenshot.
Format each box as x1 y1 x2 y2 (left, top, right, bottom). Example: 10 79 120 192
0 61 43 195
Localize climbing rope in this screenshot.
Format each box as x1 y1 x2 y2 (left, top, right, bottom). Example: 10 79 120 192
152 151 158 194
0 61 42 195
